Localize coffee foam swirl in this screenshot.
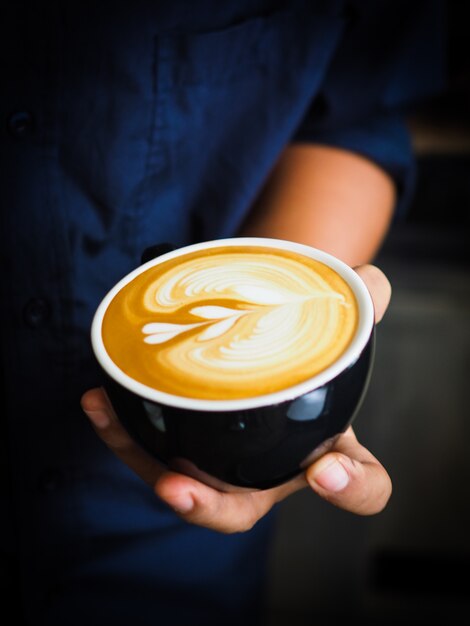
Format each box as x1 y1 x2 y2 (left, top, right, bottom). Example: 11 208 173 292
102 246 358 400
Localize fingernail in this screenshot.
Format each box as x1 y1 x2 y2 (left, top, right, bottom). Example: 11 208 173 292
311 457 350 492
85 409 110 429
172 494 194 514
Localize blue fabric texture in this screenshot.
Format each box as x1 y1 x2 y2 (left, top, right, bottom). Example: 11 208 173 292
0 1 444 624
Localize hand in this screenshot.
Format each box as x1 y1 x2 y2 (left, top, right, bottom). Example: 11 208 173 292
81 264 392 533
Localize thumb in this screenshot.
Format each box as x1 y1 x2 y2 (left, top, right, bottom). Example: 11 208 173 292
305 429 392 515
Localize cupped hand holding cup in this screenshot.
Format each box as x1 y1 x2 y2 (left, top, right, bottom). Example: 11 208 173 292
82 238 392 532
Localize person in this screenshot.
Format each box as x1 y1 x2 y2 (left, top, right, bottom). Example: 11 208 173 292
1 1 444 624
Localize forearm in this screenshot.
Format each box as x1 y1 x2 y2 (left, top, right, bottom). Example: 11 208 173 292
240 144 396 267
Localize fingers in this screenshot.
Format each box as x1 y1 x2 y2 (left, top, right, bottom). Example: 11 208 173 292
81 387 307 533
81 388 167 487
301 265 392 514
82 388 391 524
155 473 263 533
82 390 391 523
305 427 392 515
155 471 307 534
354 264 392 323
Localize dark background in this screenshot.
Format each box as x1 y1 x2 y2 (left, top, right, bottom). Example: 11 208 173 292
264 2 470 624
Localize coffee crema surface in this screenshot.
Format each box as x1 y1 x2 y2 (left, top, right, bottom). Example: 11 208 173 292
102 246 358 400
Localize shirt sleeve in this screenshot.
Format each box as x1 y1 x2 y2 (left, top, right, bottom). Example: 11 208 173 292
293 0 446 218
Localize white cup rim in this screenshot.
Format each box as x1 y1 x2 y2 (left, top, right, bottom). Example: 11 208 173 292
91 237 375 412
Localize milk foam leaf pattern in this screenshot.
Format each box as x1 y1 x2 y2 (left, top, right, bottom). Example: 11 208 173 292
190 305 249 341
102 247 360 400
142 321 205 344
233 285 287 305
190 305 243 319
142 290 347 348
143 306 248 345
197 316 241 341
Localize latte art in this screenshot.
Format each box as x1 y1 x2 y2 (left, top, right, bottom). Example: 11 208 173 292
102 246 358 400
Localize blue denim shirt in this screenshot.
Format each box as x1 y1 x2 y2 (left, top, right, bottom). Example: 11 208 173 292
0 1 443 624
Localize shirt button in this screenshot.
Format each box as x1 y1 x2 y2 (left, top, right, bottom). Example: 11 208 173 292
7 111 35 138
23 298 50 328
37 468 64 493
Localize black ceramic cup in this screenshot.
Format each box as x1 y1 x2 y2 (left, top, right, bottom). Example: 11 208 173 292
91 238 375 491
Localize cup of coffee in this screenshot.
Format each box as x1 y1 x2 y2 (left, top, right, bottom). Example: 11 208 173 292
91 238 375 491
